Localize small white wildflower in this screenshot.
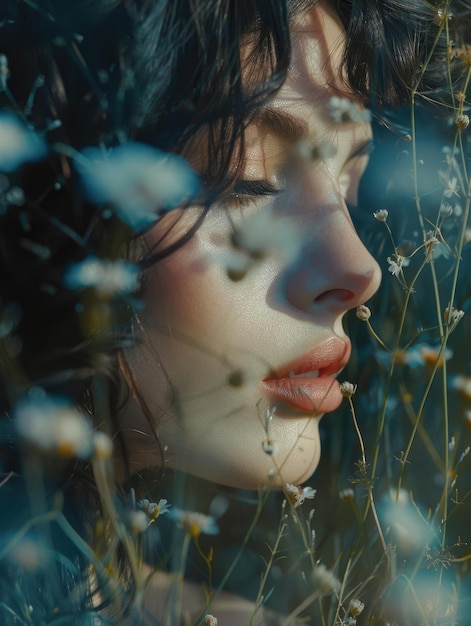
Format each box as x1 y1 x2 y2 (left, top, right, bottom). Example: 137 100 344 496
262 440 279 455
77 143 200 231
169 508 218 538
348 599 365 617
312 563 341 594
444 306 464 332
373 209 388 222
285 483 316 508
456 114 470 129
15 392 93 458
444 176 460 198
387 255 404 277
356 304 371 321
203 616 218 626
340 381 357 398
93 431 113 460
137 498 171 523
439 203 453 219
339 488 355 502
0 113 47 172
64 257 139 296
327 96 372 124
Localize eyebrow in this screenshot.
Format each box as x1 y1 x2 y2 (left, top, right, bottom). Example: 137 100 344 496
251 105 375 161
251 106 308 142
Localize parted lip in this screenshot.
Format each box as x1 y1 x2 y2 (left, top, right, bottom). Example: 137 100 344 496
260 336 351 413
264 336 351 381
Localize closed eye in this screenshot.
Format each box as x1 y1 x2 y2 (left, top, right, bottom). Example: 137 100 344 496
223 179 283 208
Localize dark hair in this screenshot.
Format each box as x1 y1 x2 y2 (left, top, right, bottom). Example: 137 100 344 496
1 0 470 623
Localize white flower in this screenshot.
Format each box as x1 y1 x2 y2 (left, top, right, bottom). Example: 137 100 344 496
339 488 355 502
348 599 365 617
312 563 341 594
356 305 371 321
129 510 148 533
340 381 357 398
0 113 47 172
231 207 299 263
76 142 200 231
93 431 113 460
373 209 388 222
394 343 453 369
64 257 139 295
15 392 93 458
387 255 405 277
456 114 470 129
327 96 372 123
444 306 464 332
379 488 434 554
450 375 471 399
137 498 171 523
444 176 460 198
285 483 316 508
169 508 218 538
262 440 279 455
439 203 453 219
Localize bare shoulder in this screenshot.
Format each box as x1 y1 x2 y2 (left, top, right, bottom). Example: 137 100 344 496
123 568 283 626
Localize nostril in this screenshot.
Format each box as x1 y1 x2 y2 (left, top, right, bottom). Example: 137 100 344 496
313 289 355 305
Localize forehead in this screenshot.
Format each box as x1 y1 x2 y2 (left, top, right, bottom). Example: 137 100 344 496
280 1 350 106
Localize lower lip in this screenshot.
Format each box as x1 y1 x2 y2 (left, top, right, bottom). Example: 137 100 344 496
261 376 343 413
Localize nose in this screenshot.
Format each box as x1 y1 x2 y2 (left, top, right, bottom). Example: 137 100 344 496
284 200 381 316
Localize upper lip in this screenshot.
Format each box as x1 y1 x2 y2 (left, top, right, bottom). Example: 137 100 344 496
264 336 351 381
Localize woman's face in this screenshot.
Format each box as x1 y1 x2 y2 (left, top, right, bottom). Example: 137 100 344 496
120 1 381 489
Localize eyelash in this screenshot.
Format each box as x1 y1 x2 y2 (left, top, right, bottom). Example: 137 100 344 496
223 179 282 208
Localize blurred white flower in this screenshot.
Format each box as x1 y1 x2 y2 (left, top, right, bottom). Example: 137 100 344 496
451 375 471 399
231 207 299 262
312 563 341 594
339 488 355 502
392 343 452 369
327 96 372 123
169 508 218 538
93 431 113 460
64 256 139 295
378 488 434 555
15 392 93 458
76 142 200 231
285 483 316 508
0 113 47 172
137 498 171 523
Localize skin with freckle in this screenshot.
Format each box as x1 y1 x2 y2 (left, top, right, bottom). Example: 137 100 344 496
119 1 381 489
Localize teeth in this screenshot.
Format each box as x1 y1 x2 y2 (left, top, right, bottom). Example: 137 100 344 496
288 370 320 378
